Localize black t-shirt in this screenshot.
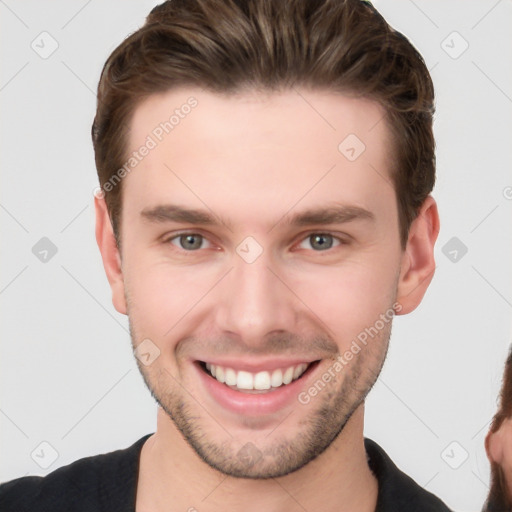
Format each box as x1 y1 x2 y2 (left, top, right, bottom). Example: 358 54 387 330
0 435 452 511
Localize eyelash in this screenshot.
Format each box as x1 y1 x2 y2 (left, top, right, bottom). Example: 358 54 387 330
162 231 348 253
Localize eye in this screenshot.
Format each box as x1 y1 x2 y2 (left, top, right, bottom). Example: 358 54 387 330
297 233 342 251
166 233 212 251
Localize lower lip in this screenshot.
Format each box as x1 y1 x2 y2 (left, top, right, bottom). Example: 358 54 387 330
195 361 320 416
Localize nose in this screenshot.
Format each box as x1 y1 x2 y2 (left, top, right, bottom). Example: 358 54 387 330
214 250 299 347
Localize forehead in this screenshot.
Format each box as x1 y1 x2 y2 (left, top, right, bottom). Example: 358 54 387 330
123 87 395 227
128 87 389 157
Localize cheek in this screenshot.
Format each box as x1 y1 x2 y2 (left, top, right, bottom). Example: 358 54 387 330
502 434 512 472
290 257 399 344
124 258 216 336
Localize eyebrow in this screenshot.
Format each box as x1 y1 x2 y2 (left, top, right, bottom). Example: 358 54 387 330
140 203 375 230
280 204 375 227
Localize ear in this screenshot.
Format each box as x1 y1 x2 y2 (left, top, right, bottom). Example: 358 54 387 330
486 428 504 465
94 195 127 315
396 195 440 315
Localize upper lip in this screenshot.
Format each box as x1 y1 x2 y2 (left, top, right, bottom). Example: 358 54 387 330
196 358 319 373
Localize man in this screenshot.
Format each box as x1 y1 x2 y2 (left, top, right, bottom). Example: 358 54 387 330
483 346 512 511
0 0 451 510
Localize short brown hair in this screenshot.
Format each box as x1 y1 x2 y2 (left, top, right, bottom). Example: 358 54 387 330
92 0 435 249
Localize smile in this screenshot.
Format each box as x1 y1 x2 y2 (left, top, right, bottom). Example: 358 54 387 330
194 358 322 417
201 361 313 392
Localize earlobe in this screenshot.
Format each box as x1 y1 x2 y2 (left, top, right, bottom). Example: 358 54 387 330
486 429 504 465
94 195 127 315
396 196 440 315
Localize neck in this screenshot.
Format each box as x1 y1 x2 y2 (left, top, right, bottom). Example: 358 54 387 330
136 405 378 512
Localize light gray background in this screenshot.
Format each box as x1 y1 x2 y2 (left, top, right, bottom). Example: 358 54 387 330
1 1 511 511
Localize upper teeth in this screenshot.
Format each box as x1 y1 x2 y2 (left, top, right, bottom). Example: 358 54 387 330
205 362 310 390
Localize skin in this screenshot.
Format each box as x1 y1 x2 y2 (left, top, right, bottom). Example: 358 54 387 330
95 87 439 512
486 418 512 501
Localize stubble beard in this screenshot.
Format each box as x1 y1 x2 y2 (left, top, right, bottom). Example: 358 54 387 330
129 316 392 479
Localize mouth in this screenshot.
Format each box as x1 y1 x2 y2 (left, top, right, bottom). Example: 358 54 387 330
194 357 324 416
197 359 320 394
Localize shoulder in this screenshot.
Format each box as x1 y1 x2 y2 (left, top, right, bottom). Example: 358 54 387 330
0 434 153 512
364 438 453 512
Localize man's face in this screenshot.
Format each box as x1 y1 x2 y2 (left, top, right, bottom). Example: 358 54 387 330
105 87 413 478
487 417 512 501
